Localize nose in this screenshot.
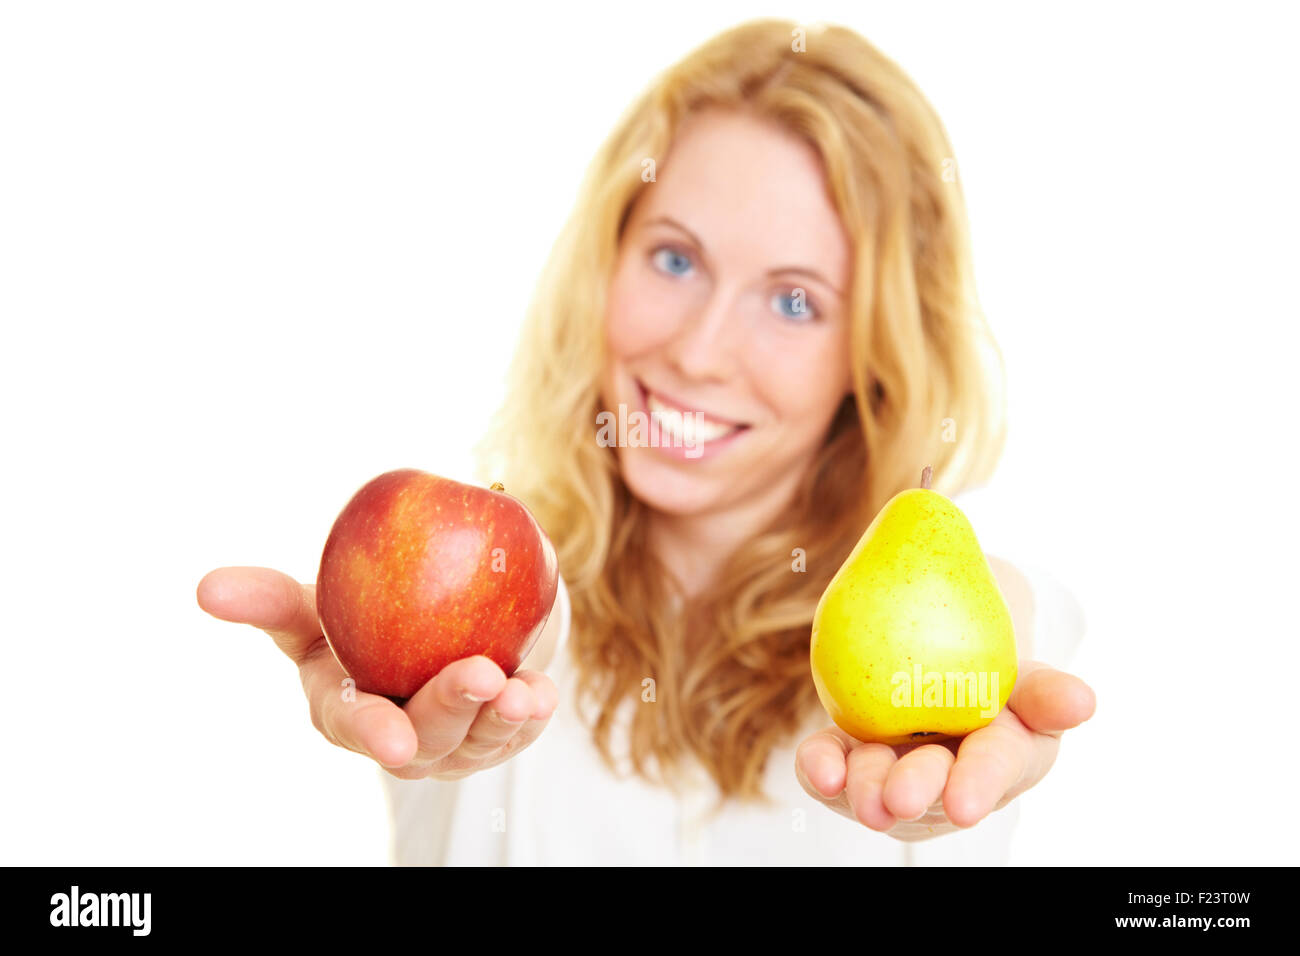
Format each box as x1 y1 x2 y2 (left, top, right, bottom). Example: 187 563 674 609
665 284 743 382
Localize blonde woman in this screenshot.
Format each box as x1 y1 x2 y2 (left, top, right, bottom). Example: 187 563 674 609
198 19 1096 864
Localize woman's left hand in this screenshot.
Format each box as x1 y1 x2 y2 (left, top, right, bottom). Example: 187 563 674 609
794 660 1096 840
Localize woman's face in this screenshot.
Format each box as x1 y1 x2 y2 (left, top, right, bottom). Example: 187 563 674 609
601 108 854 518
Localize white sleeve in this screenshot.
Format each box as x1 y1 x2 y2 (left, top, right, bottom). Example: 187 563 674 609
945 488 1087 669
380 574 572 866
1016 561 1087 669
381 772 462 866
552 572 572 654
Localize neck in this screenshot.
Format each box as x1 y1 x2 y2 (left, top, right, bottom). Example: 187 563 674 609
646 467 805 600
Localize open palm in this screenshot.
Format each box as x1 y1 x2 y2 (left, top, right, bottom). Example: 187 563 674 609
795 660 1096 838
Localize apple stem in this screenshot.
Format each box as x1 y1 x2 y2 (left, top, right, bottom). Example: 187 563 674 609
920 466 932 490
490 482 505 492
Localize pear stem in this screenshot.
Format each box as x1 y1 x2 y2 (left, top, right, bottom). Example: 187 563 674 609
920 466 932 490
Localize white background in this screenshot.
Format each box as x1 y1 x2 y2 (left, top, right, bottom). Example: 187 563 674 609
2 1 1296 865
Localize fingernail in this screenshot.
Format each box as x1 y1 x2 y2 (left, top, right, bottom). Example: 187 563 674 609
462 690 490 703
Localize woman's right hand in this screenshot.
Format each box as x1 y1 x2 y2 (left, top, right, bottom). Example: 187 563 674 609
196 566 559 780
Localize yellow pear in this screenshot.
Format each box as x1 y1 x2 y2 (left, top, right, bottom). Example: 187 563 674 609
810 466 1017 745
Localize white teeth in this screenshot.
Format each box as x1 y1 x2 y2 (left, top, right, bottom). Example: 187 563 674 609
646 391 739 444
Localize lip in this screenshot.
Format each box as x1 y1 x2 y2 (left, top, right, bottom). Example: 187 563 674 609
633 378 750 461
634 378 750 428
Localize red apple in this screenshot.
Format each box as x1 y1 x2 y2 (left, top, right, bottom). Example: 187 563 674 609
315 468 559 700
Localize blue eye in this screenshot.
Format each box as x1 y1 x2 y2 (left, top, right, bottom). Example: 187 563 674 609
772 288 818 322
651 247 694 277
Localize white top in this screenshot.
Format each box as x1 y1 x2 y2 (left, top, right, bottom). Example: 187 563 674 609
380 554 1086 866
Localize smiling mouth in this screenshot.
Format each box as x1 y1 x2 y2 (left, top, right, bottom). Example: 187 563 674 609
635 378 751 444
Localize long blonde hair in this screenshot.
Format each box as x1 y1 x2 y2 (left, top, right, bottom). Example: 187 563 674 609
475 18 1007 800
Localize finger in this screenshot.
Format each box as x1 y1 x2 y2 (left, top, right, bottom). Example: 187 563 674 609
510 670 560 721
458 711 555 775
942 717 1033 827
298 645 419 767
197 566 322 663
844 743 900 831
882 744 956 822
795 729 851 799
402 656 509 761
455 676 545 761
1008 660 1097 735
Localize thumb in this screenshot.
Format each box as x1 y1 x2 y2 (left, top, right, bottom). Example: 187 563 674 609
197 566 323 664
1007 660 1097 735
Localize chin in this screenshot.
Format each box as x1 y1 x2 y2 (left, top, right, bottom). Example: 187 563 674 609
617 446 726 516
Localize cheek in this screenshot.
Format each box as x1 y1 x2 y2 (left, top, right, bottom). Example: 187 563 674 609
746 336 851 428
605 258 684 357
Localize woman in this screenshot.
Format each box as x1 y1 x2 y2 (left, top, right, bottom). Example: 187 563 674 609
198 18 1095 864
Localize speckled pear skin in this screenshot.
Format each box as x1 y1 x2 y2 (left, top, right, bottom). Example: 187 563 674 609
810 487 1018 745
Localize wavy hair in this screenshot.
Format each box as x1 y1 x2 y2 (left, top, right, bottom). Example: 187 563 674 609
475 18 1007 801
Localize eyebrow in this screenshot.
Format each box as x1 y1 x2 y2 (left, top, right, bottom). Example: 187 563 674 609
642 215 845 298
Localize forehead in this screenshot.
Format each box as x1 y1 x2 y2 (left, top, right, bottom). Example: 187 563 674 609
631 109 851 277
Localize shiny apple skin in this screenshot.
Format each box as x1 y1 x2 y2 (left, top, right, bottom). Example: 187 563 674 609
316 469 559 700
